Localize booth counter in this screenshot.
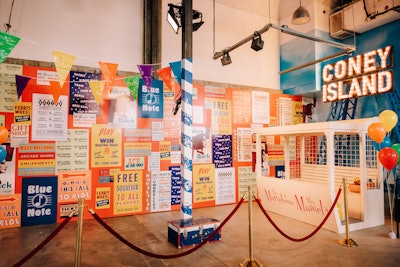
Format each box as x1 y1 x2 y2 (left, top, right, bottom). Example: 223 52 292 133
254 118 384 233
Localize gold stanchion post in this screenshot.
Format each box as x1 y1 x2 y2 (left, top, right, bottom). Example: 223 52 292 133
240 185 263 267
338 178 358 247
75 198 85 267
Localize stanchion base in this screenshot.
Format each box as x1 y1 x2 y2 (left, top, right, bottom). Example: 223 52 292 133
240 258 263 267
337 237 358 247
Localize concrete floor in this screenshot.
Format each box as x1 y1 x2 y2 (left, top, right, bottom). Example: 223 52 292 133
1 202 400 267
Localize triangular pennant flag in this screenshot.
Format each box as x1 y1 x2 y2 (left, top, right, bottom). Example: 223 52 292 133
99 62 118 93
89 80 105 106
156 66 173 91
15 75 31 99
169 61 181 85
0 31 20 64
174 82 182 102
49 80 63 104
137 64 153 91
52 50 76 88
124 75 140 100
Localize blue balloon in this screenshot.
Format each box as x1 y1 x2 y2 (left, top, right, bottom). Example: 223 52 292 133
380 135 392 149
0 146 6 162
373 141 381 151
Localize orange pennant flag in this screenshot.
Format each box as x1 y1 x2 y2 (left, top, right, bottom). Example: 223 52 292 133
89 80 105 106
49 80 63 104
52 50 76 88
156 66 173 91
99 62 118 93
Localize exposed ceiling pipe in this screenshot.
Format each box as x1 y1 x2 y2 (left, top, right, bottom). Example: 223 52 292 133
213 23 356 73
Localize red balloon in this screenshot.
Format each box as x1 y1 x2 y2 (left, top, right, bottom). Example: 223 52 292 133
378 147 399 170
368 122 386 143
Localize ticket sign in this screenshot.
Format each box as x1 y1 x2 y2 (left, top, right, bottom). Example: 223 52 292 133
21 177 58 226
322 46 393 102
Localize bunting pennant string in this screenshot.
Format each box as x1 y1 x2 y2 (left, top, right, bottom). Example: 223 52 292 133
89 80 105 106
124 75 140 100
49 80 63 104
137 64 153 91
99 62 119 93
15 75 31 99
0 31 21 64
52 50 76 88
156 66 173 91
169 60 182 85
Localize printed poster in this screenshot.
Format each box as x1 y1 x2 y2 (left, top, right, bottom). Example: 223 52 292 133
159 141 171 161
193 164 215 203
192 127 212 164
21 176 58 226
0 145 16 195
212 135 232 168
237 128 252 162
14 102 32 124
215 167 235 205
208 98 232 135
0 194 21 229
0 63 21 112
232 90 252 125
163 91 181 138
18 143 55 176
58 170 91 203
151 171 171 212
169 165 181 205
69 71 101 115
238 166 257 199
31 93 68 141
252 91 270 124
113 170 142 215
56 129 89 171
91 125 122 167
10 124 29 148
96 187 111 209
137 79 164 118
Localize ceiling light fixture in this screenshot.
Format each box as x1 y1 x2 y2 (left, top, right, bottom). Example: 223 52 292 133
221 51 232 66
292 0 311 25
251 31 264 51
167 3 204 34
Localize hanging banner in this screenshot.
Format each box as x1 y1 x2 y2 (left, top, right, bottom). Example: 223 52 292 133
137 64 153 91
124 75 140 100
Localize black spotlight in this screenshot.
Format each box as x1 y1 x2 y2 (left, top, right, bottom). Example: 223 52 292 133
251 31 264 51
167 4 181 34
221 52 232 66
167 3 204 33
192 10 204 32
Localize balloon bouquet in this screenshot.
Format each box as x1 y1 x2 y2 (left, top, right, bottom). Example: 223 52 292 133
368 110 399 239
0 126 8 163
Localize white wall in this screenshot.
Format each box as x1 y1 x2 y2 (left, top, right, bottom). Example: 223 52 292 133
0 0 280 89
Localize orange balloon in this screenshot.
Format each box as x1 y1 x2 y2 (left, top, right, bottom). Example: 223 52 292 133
368 122 386 143
0 126 8 144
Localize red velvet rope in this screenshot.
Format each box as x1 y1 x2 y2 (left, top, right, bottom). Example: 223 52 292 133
12 216 73 267
255 188 342 242
90 196 245 259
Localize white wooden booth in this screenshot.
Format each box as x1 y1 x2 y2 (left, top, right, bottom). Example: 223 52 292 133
254 118 384 233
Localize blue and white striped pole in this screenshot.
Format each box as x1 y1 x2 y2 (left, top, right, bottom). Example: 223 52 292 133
180 58 193 221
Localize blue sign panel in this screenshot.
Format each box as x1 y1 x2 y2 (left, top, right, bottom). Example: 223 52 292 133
137 79 164 118
21 177 58 226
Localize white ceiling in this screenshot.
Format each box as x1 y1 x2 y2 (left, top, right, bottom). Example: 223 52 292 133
214 0 329 19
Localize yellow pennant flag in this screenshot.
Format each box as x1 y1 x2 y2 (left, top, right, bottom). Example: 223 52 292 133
52 50 76 88
89 80 105 106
